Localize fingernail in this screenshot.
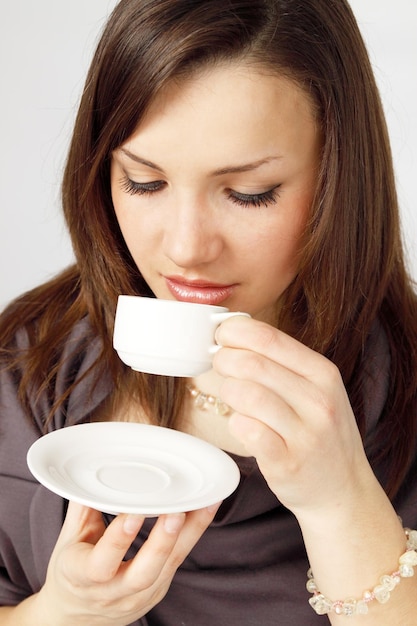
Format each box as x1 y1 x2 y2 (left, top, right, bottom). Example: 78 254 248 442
164 513 186 534
123 514 143 535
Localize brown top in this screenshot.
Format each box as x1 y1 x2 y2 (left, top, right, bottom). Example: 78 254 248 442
1 318 416 625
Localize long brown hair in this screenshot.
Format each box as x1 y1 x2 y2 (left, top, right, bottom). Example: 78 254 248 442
1 0 416 498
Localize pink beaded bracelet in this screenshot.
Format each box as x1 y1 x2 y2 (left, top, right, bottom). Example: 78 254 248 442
307 527 417 617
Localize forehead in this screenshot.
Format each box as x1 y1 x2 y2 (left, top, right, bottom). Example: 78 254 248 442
142 61 316 124
122 62 320 168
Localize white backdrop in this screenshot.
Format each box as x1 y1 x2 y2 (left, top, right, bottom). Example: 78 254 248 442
1 1 416 309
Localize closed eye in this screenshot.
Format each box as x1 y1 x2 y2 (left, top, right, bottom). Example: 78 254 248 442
227 186 280 208
119 175 280 208
120 177 166 196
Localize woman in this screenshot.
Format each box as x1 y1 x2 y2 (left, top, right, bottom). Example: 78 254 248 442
1 0 417 624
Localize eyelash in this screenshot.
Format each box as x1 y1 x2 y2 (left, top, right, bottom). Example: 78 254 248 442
120 176 280 208
226 188 279 208
120 178 166 195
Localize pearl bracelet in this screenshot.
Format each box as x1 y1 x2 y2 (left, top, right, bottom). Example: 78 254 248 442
307 527 417 617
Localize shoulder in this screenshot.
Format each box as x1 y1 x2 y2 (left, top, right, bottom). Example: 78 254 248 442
0 315 111 432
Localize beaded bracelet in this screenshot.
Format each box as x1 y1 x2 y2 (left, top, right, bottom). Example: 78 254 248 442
307 527 417 617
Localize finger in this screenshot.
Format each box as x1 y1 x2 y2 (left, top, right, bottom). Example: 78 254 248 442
227 413 315 508
86 513 146 583
216 316 328 380
228 411 288 459
215 317 352 435
57 501 107 546
215 344 303 401
222 373 300 437
115 513 187 590
125 505 220 589
215 346 309 420
163 504 221 572
216 342 349 433
79 513 188 592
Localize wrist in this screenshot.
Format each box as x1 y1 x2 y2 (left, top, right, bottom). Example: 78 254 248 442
0 592 61 626
307 526 417 617
294 475 409 608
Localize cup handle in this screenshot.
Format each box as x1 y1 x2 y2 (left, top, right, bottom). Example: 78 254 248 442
209 311 250 354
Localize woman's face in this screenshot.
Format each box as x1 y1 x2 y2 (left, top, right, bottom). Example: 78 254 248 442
111 63 320 323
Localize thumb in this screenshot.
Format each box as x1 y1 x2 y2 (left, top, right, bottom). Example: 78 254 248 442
57 500 106 546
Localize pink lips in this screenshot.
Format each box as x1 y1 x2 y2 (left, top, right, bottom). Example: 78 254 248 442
165 276 236 305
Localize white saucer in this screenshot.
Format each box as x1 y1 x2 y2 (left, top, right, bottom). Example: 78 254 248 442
27 422 240 515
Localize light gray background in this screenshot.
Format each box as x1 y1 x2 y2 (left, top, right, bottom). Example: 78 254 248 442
1 1 416 309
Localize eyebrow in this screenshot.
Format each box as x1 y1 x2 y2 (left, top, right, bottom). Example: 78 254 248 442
119 147 282 176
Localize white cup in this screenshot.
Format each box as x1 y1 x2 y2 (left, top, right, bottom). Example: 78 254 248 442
113 295 250 377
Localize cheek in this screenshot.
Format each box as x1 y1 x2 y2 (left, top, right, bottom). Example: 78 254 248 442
111 182 148 250
114 208 162 277
252 208 309 289
267 237 301 280
250 207 307 269
277 192 311 258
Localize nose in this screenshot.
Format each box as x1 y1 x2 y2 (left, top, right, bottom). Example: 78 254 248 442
162 196 223 268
